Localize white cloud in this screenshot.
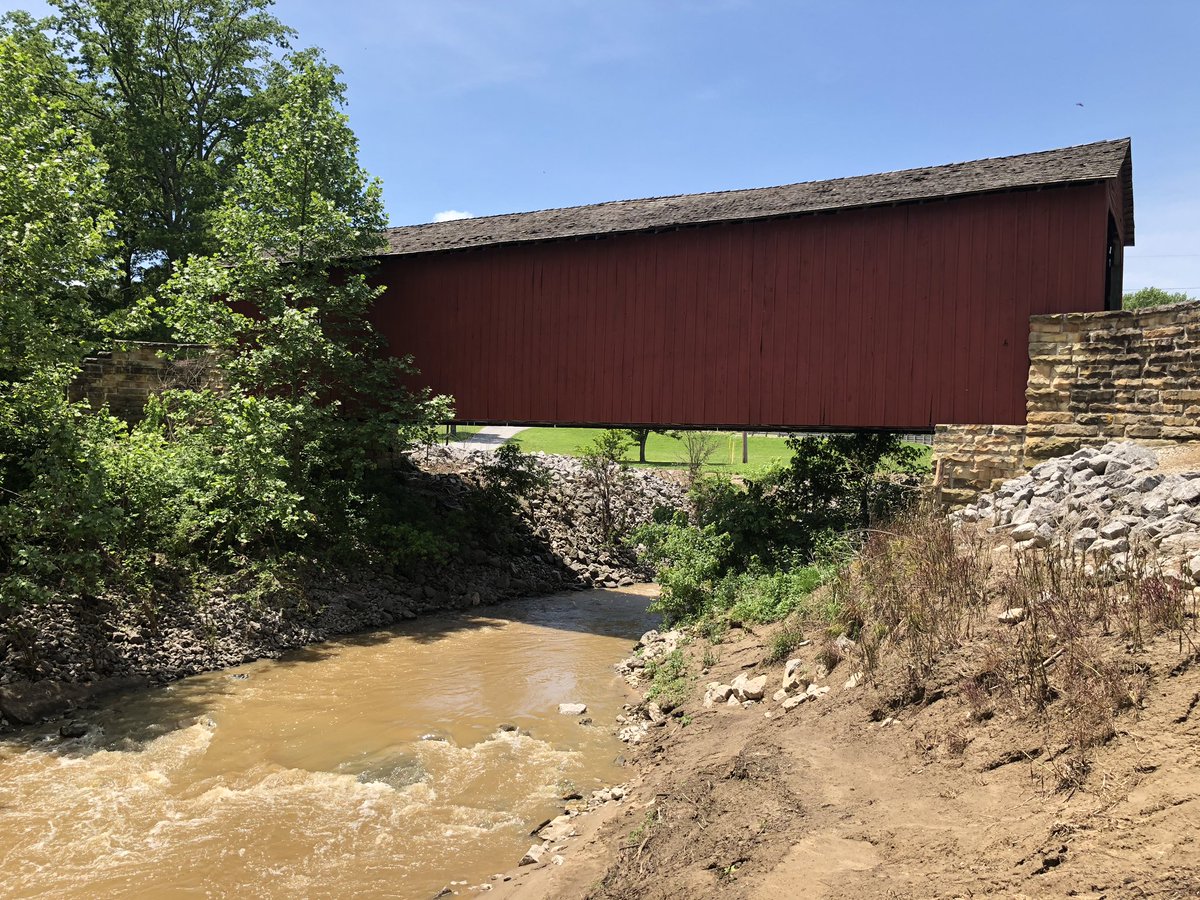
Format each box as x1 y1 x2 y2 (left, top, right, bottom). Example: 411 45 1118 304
433 209 474 222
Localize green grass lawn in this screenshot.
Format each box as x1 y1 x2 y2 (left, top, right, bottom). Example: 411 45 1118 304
506 427 931 477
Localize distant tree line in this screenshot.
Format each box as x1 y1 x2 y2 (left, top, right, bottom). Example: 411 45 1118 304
1123 287 1195 310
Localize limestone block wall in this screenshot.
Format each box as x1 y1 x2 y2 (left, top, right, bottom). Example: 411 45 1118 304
1025 300 1200 463
932 424 1027 506
71 343 222 421
934 300 1200 505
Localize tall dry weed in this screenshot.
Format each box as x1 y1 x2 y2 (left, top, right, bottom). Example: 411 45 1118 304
835 508 1197 785
833 505 991 685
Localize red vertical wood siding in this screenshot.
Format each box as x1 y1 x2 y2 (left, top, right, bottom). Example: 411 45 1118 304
372 182 1112 429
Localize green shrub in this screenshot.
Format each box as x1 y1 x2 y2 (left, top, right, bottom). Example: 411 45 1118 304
631 513 730 624
766 621 808 663
645 648 691 709
714 565 833 625
690 433 924 573
579 429 633 543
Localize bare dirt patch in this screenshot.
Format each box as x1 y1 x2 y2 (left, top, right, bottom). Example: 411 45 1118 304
496 601 1200 899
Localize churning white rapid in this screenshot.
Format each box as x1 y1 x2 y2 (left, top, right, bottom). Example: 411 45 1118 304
0 585 658 899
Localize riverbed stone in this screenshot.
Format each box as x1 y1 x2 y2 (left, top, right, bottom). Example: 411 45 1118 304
732 673 768 702
557 703 588 716
1010 523 1038 542
782 669 808 693
538 815 575 842
519 844 545 866
957 441 1200 580
998 608 1027 625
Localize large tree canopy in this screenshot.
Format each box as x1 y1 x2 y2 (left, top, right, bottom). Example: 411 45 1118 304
160 52 401 407
0 35 111 382
153 53 446 532
18 0 293 294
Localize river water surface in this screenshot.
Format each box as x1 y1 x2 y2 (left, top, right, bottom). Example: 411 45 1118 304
0 585 658 899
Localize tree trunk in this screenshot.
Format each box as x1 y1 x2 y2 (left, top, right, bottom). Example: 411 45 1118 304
639 432 648 463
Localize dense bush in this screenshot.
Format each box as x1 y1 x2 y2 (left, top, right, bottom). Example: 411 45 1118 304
632 433 923 627
633 511 730 624
0 46 458 614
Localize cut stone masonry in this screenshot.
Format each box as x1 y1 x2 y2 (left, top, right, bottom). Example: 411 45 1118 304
935 300 1200 505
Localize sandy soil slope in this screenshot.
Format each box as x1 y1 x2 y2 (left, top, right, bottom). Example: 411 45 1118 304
496 617 1200 900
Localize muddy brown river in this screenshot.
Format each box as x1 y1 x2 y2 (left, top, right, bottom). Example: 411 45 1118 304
0 585 658 899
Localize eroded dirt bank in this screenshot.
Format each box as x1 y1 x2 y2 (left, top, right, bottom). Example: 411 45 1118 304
494 620 1200 899
486 441 1200 900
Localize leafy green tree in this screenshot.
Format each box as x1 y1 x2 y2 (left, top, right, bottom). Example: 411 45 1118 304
625 427 677 464
693 433 924 570
34 0 293 294
0 35 111 380
579 429 633 543
152 53 449 551
0 35 116 606
1122 287 1195 310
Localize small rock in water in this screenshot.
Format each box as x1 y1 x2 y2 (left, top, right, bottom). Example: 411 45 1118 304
419 733 448 742
59 722 89 739
498 723 518 732
557 703 588 716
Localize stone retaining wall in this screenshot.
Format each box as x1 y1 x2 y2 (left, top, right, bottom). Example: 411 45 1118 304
934 300 1200 505
71 343 221 421
932 425 1027 506
1025 300 1200 462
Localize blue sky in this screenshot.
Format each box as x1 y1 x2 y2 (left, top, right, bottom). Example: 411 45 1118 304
5 0 1199 293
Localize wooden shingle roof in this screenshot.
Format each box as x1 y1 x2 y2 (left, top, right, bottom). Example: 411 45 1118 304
380 138 1133 256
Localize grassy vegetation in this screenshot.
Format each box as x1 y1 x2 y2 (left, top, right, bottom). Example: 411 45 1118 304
765 621 809 663
508 427 931 475
644 648 692 709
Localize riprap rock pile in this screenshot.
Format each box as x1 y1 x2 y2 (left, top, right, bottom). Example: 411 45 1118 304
957 442 1200 580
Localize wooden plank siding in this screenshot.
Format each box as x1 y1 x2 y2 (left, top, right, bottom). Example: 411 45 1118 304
371 181 1113 430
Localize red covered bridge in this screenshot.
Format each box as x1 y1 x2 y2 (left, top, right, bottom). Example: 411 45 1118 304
370 138 1134 431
